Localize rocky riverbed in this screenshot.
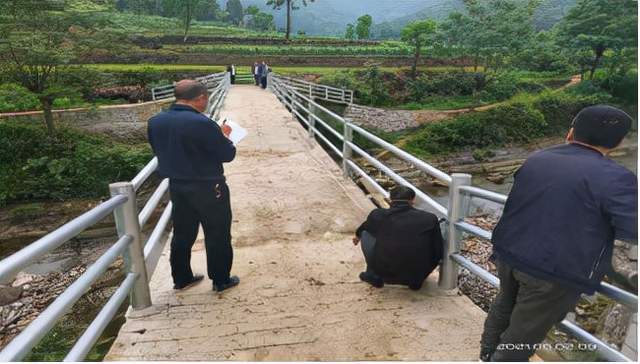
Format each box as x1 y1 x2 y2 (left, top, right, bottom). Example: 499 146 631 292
0 176 169 359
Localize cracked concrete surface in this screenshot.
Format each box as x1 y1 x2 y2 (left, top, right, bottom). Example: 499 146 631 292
105 85 486 361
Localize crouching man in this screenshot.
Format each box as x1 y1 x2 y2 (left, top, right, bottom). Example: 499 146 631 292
353 186 444 290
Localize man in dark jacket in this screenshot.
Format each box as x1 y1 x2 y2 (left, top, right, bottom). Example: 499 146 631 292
353 186 444 290
480 105 637 361
148 80 240 293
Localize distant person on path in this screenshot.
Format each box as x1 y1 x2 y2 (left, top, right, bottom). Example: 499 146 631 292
147 80 240 293
353 186 443 290
479 105 637 361
252 62 260 86
227 64 236 84
260 61 269 89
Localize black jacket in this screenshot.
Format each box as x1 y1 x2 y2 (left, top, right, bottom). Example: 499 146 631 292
492 143 637 294
356 202 444 285
148 104 236 181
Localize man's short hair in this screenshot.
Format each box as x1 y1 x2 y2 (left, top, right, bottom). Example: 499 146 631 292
572 105 633 149
390 185 416 201
174 80 208 101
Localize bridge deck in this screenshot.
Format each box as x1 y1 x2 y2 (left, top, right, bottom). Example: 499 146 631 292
105 85 486 361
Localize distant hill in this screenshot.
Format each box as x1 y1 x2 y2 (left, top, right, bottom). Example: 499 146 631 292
239 0 577 38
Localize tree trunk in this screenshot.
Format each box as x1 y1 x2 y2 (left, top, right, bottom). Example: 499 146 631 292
40 97 55 135
183 4 193 43
285 0 292 40
412 46 420 79
473 50 480 72
589 47 605 80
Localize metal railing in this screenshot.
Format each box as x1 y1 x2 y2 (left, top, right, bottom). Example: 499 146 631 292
0 74 231 362
273 74 354 104
151 72 227 101
270 74 637 362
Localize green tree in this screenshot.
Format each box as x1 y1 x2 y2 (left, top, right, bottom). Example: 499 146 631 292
266 0 315 40
377 23 394 39
345 23 355 40
195 0 222 21
226 0 244 25
355 14 372 40
0 0 115 134
164 0 204 42
245 5 260 15
557 0 637 79
437 12 474 68
401 19 437 78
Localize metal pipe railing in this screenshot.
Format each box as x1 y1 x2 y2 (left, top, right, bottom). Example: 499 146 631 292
0 235 132 361
131 157 158 191
63 272 138 362
144 202 173 277
272 74 638 362
0 72 232 361
138 178 169 228
0 195 128 284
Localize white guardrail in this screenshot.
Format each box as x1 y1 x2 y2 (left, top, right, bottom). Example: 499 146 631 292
0 74 231 362
269 73 637 362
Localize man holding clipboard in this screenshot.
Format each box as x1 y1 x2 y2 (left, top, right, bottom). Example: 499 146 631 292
148 80 240 293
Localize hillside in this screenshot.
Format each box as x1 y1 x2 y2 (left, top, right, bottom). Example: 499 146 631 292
241 0 577 38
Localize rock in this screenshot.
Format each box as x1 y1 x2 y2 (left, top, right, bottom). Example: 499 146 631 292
12 272 35 287
486 174 506 184
0 285 23 305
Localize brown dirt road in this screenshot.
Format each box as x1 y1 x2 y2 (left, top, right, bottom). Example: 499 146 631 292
106 85 485 361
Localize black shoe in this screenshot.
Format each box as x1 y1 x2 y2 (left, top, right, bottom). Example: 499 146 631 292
214 275 240 292
408 282 423 291
173 274 204 290
359 271 384 288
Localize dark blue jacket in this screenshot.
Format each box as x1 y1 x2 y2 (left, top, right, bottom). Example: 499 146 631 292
492 143 637 294
147 104 236 181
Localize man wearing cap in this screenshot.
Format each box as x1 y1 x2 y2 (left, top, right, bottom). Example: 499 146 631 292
148 80 240 293
480 105 637 361
353 185 444 290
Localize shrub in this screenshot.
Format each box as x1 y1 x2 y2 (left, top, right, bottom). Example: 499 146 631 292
0 83 40 112
594 70 638 105
405 103 546 156
0 122 152 206
532 89 612 132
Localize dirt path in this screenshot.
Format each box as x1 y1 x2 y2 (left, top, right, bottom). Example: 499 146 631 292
106 85 485 361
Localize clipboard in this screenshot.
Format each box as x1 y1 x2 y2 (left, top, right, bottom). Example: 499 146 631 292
218 117 247 146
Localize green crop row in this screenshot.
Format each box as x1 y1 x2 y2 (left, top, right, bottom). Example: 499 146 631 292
178 43 431 57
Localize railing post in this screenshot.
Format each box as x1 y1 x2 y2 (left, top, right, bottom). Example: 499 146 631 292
109 182 152 310
151 88 156 101
439 173 472 290
341 89 345 102
308 101 316 138
308 84 313 98
342 119 353 178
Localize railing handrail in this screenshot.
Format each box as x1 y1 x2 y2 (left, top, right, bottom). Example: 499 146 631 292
270 74 637 362
0 71 231 361
151 71 227 101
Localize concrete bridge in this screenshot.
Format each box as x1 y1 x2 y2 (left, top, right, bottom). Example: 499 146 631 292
105 84 485 361
0 73 636 362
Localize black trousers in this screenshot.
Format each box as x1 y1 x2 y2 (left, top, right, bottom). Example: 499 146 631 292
254 75 260 86
480 260 581 361
169 179 233 287
260 76 267 89
230 75 236 84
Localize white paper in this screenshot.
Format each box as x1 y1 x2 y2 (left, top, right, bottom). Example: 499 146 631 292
218 117 247 146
